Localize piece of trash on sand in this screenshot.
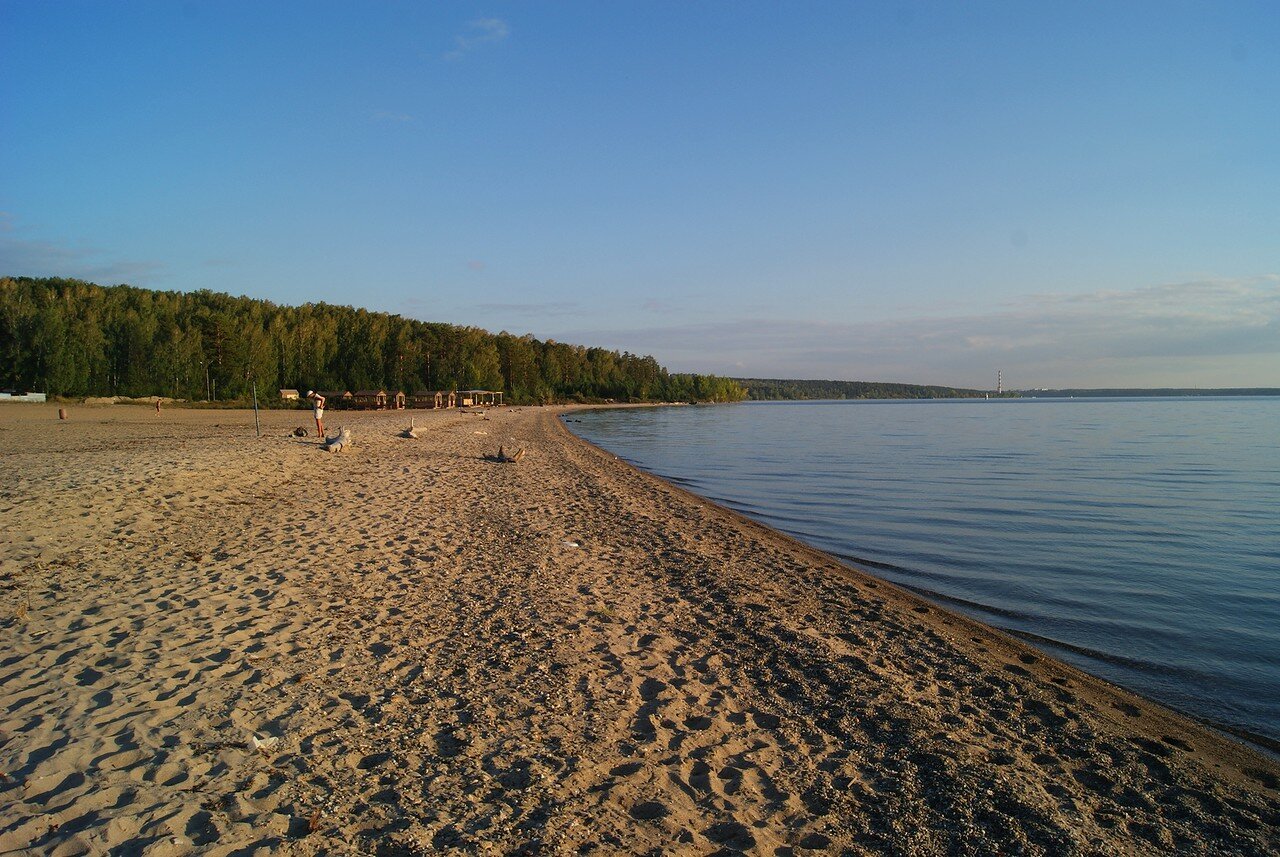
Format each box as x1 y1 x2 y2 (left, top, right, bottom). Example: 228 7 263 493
252 734 281 751
474 431 488 436
563 541 580 548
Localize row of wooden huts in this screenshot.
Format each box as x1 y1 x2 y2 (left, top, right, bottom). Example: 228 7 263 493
279 389 504 410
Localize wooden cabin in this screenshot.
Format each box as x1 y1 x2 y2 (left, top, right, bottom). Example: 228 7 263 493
317 390 353 408
279 388 300 401
352 389 387 410
391 391 406 410
408 390 457 408
424 391 457 409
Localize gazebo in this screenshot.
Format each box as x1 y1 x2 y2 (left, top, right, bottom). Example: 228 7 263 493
458 390 504 407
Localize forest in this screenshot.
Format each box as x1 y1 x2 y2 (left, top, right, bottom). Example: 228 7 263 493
1020 388 1280 398
734 377 987 400
0 277 746 405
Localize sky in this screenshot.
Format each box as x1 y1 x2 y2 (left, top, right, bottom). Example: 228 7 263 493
2 1 1277 389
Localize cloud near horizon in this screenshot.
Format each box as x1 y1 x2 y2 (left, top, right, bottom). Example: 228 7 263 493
474 300 582 318
0 229 164 286
552 278 1280 389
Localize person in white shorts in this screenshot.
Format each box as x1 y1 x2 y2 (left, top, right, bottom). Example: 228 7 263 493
306 390 326 440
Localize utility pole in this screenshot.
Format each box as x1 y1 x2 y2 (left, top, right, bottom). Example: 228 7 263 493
250 376 261 437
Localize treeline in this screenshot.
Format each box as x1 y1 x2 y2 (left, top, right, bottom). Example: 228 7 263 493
0 277 746 404
1021 388 1280 398
735 378 986 400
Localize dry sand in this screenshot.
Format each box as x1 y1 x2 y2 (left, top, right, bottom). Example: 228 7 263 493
0 403 1276 856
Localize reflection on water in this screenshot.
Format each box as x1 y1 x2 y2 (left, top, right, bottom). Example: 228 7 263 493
568 397 1280 746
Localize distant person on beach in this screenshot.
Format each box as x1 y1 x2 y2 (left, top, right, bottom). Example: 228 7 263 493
307 390 325 440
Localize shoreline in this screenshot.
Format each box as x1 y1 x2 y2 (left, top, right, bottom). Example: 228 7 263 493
561 413 1280 760
563 400 1280 759
558 410 1280 756
1 404 1277 854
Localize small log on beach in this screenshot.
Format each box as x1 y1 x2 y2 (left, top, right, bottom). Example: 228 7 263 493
325 427 352 453
485 445 526 463
400 419 418 439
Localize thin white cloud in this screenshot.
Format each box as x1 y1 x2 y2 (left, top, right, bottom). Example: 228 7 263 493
474 301 581 318
552 277 1280 389
370 109 415 124
444 18 510 61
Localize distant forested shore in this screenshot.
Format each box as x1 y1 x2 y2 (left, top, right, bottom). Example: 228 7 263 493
734 378 989 400
0 277 745 404
1017 388 1280 397
734 379 1280 401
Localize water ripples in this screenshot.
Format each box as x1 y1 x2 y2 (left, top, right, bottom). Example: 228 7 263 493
569 397 1280 748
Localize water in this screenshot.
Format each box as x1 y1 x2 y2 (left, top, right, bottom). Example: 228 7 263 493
567 398 1280 747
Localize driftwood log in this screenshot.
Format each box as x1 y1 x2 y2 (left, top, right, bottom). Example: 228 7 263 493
400 419 418 439
324 427 352 453
485 445 526 463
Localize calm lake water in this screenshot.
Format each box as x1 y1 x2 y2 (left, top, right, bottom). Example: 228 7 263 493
567 398 1280 748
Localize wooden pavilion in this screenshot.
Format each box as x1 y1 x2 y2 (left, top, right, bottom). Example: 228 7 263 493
458 390 504 407
317 390 353 408
352 390 387 410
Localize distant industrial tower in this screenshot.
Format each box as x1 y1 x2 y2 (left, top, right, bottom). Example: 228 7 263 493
996 369 1003 396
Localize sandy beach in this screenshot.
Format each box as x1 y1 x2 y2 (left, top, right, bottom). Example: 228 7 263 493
1 403 1276 856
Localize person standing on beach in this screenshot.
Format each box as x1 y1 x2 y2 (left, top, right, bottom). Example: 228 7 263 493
307 390 326 440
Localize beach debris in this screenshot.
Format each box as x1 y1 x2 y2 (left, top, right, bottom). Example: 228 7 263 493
292 427 308 437
252 734 281 752
400 418 418 439
473 430 488 436
324 427 352 453
484 445 526 463
563 540 580 548
191 739 251 753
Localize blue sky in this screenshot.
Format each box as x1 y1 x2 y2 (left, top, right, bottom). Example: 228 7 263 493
2 1 1277 388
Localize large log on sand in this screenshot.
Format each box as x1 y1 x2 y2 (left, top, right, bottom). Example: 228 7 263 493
324 427 352 453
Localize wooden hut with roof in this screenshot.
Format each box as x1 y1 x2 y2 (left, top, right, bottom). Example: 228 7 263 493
317 390 353 409
459 390 504 407
390 390 406 410
411 390 439 409
352 389 387 410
